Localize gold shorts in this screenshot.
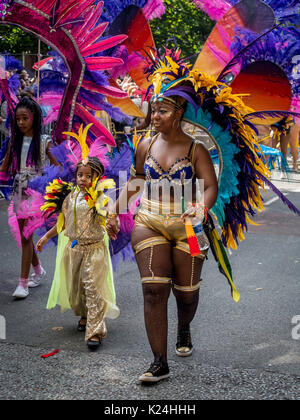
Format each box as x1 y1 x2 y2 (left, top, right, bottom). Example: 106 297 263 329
134 208 209 259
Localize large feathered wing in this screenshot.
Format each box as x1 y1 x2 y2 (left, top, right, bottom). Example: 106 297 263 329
192 0 300 122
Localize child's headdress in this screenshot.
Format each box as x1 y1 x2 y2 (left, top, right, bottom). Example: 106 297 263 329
63 124 107 176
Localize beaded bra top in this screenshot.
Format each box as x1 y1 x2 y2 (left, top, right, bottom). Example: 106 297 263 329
144 136 197 184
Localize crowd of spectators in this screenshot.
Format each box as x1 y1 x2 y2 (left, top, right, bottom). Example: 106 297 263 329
0 66 35 143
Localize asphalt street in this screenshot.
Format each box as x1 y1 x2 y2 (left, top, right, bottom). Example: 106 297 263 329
0 175 300 401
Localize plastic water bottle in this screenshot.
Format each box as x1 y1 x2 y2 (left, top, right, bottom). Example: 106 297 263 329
193 221 204 237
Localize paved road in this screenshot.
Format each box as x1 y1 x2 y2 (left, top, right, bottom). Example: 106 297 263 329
0 177 300 400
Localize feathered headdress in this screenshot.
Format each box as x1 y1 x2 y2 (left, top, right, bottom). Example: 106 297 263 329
63 123 108 174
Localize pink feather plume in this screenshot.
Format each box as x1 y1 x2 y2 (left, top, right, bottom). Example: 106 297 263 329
8 201 21 249
191 0 231 21
143 0 166 20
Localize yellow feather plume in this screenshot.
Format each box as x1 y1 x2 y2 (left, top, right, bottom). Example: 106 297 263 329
63 123 93 161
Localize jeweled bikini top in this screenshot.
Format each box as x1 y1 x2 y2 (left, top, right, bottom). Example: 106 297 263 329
144 135 197 184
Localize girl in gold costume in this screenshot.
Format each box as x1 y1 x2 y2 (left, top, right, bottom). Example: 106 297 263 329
37 127 119 351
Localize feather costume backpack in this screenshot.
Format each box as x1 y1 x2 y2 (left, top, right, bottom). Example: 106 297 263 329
131 44 300 302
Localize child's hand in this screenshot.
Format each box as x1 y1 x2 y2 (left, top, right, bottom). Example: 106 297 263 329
106 218 120 241
36 235 48 253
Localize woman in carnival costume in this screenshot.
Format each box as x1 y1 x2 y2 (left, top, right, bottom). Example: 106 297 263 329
107 48 300 382
271 117 300 174
0 95 57 299
37 124 119 350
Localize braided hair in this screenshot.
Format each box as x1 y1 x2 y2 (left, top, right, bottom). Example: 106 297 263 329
76 156 104 179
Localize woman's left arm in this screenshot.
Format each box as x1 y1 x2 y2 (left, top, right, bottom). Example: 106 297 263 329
194 143 218 210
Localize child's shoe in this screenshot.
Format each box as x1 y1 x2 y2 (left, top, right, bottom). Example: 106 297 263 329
12 285 29 299
28 267 46 288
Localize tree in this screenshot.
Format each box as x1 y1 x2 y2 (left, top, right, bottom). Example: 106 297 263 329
0 1 213 59
0 25 48 55
150 0 214 60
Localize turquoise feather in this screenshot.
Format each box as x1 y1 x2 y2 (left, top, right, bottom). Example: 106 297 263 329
184 103 241 228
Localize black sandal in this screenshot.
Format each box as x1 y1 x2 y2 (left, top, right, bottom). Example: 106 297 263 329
176 329 193 357
87 336 101 350
77 318 87 332
139 361 170 383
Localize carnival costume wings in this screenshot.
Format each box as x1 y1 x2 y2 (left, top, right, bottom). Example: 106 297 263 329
192 0 300 123
138 42 300 301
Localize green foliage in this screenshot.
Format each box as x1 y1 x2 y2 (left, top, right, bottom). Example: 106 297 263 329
0 25 48 54
0 1 213 59
150 0 214 59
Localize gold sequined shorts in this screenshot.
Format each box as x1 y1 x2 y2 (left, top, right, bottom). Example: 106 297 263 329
134 208 209 259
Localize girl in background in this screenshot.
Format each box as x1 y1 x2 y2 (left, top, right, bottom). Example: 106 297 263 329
0 96 57 299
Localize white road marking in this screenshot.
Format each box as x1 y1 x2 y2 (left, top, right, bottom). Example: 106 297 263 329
264 195 288 206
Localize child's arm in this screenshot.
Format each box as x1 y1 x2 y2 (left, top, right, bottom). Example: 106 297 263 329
36 224 59 252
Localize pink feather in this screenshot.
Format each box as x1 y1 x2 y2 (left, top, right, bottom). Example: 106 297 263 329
16 189 46 239
85 57 124 71
81 80 127 98
66 142 82 167
23 218 45 240
56 0 95 26
143 0 166 20
17 189 44 219
66 139 109 168
119 212 134 234
72 2 104 39
77 22 109 49
81 35 128 57
39 93 63 107
8 201 21 249
28 0 57 14
43 107 59 125
75 103 116 146
192 0 231 21
109 51 144 80
88 140 109 168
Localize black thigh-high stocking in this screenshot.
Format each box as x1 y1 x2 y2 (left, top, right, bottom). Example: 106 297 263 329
142 283 171 363
132 226 172 363
172 247 204 333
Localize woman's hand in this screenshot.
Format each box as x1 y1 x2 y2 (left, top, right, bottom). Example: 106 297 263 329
36 235 49 252
106 217 120 241
181 203 205 224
